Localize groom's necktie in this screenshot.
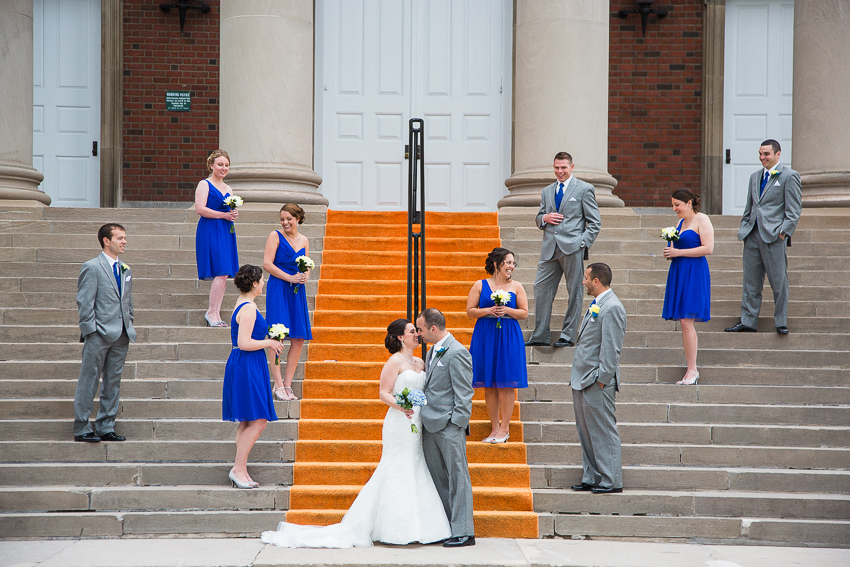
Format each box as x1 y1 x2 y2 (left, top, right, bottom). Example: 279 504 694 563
555 182 564 210
759 170 769 196
113 262 121 294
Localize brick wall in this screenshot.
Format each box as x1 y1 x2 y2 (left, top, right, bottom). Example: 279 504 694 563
608 0 703 208
122 1 220 202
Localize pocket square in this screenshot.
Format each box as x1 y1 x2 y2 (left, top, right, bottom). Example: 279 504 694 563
125 275 132 282
437 361 445 367
569 197 577 202
774 181 780 186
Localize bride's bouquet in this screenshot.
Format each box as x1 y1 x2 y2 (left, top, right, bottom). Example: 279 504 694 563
394 388 427 433
490 289 512 328
223 195 243 233
268 323 289 365
293 255 315 294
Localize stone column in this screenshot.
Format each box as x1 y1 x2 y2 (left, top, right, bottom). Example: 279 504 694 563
792 1 850 207
0 0 49 206
501 0 623 208
219 0 326 206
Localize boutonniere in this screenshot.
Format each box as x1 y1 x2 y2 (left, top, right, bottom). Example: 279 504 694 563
435 346 448 359
768 169 779 177
589 305 600 319
120 262 129 272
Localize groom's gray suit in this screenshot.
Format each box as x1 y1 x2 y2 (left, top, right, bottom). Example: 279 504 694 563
74 253 136 436
421 334 475 537
571 289 626 489
530 176 601 344
737 163 802 328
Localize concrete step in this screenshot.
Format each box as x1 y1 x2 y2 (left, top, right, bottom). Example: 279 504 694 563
538 513 850 547
530 464 850 494
526 443 849 469
0 462 293 487
0 292 314 312
533 488 850 520
0 440 296 464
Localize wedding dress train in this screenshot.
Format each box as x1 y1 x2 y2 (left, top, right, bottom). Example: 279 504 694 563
261 370 452 548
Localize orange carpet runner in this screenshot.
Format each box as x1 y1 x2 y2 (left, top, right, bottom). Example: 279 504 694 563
285 210 538 538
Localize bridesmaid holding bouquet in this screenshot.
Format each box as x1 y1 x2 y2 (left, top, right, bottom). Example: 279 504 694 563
263 204 313 401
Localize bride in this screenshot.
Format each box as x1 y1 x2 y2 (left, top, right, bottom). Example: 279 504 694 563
261 319 452 548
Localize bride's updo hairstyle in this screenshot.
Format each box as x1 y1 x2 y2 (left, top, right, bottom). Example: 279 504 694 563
385 318 411 354
234 264 263 293
671 188 701 213
484 247 515 275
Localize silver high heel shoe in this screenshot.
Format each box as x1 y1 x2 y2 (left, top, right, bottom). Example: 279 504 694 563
491 433 510 444
676 373 700 385
228 469 253 489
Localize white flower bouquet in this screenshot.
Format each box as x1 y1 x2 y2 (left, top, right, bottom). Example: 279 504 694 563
268 323 289 365
223 195 243 233
394 388 428 433
292 255 314 294
660 226 680 243
490 289 512 329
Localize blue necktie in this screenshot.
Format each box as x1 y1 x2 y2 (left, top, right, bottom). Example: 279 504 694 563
555 182 564 210
759 170 769 196
113 262 121 294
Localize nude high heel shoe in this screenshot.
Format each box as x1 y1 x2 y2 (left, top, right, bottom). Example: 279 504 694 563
229 469 253 489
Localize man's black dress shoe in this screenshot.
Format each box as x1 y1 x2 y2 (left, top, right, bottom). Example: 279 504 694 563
724 322 757 333
571 483 596 491
443 535 475 547
553 339 575 347
524 340 549 347
591 486 623 494
776 326 789 335
74 432 101 443
99 432 126 442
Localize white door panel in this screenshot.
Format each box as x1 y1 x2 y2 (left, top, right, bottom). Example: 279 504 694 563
33 0 101 208
723 0 794 215
318 0 508 211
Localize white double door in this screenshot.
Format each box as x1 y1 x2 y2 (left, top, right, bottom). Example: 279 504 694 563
722 0 794 215
316 0 510 211
33 0 101 208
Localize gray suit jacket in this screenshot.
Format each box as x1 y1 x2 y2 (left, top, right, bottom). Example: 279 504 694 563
570 291 626 391
420 335 474 433
77 254 136 343
738 163 802 243
536 177 601 260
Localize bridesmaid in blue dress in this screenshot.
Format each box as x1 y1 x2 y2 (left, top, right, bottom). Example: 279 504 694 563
661 189 715 385
466 247 528 444
222 265 283 489
262 204 313 401
195 149 239 327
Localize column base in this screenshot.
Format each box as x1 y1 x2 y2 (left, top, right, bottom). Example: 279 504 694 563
801 172 850 208
224 165 327 206
500 169 624 208
0 163 50 206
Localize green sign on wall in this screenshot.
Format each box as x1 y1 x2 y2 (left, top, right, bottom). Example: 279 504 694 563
166 91 191 111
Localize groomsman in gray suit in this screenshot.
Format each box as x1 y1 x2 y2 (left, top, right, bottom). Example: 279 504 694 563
526 152 601 348
416 308 475 547
725 140 802 335
570 263 626 494
73 223 136 442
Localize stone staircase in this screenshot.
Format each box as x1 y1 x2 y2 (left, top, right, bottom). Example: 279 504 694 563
498 207 850 547
0 205 848 546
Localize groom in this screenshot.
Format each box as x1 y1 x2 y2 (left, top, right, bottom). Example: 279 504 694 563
416 308 475 547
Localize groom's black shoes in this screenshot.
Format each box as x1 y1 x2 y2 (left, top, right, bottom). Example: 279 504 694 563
591 486 623 494
776 326 789 335
99 432 126 442
74 432 101 443
553 339 575 347
524 340 549 347
443 535 475 547
724 322 757 332
570 482 596 491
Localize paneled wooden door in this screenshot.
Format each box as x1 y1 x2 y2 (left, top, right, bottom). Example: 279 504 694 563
316 0 510 211
722 0 794 215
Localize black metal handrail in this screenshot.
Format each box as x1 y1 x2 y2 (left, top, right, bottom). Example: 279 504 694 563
406 118 426 356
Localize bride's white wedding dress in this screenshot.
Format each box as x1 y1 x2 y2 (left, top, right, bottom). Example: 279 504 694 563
261 369 452 548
